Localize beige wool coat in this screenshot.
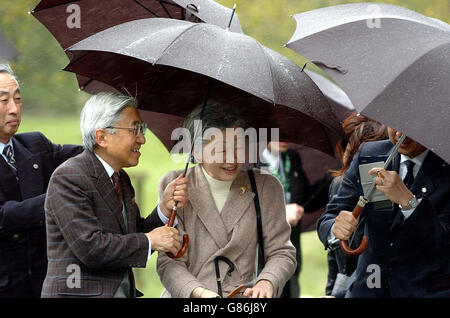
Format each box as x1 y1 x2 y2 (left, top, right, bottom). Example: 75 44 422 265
156 165 296 298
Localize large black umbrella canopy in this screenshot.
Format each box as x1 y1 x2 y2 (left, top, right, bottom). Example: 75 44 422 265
31 0 242 51
64 18 344 157
0 31 18 61
286 3 450 163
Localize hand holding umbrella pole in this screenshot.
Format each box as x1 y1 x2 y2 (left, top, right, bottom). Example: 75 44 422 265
166 142 194 259
340 134 407 256
167 200 189 258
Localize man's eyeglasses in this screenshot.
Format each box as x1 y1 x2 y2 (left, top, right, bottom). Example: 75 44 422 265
105 122 148 137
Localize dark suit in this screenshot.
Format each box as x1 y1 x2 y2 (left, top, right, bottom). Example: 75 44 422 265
318 140 450 298
41 150 164 298
0 132 82 298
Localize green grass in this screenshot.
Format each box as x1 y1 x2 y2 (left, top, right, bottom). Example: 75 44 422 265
19 114 329 298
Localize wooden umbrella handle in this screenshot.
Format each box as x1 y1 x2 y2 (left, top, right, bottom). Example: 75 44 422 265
339 197 369 256
227 285 246 298
167 206 189 259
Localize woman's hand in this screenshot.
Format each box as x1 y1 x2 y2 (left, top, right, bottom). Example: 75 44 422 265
191 287 220 298
243 279 274 298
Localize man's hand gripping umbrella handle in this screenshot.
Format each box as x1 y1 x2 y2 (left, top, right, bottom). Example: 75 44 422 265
167 203 189 258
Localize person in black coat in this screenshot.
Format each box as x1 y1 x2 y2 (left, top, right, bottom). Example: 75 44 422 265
318 127 450 297
0 64 82 298
261 142 331 298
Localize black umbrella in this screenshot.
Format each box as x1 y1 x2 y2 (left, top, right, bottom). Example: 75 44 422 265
64 18 344 157
31 0 243 52
0 31 18 61
286 3 450 163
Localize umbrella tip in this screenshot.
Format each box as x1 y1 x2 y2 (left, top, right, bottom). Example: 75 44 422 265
28 10 33 14
233 3 237 9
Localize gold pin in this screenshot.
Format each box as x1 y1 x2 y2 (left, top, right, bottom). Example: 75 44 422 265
240 186 247 194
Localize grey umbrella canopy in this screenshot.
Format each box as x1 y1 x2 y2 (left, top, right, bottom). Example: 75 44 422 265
31 0 242 52
64 18 344 156
0 31 18 61
286 3 450 163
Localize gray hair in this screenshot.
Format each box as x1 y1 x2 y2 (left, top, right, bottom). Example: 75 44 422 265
183 101 246 142
80 92 137 151
0 63 19 86
182 101 246 163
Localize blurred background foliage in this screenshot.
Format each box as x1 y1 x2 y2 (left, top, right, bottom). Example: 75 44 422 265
1 0 448 297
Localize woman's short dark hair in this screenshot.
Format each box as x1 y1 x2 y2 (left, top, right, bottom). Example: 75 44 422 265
181 101 247 163
183 100 247 144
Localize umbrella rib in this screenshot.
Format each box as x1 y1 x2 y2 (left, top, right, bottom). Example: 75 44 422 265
65 51 94 67
81 78 94 90
158 1 174 19
139 67 171 108
254 45 276 104
133 0 161 18
154 23 199 65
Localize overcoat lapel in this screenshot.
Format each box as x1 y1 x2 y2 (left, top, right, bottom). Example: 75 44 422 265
409 152 436 199
221 172 255 235
188 166 256 249
13 137 45 198
189 166 228 249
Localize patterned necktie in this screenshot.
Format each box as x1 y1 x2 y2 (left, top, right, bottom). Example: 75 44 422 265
3 144 17 176
112 172 123 202
403 160 415 189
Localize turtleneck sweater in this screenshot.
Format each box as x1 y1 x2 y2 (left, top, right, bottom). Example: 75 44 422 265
201 166 233 213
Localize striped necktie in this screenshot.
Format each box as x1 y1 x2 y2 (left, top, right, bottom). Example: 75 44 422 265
3 144 18 176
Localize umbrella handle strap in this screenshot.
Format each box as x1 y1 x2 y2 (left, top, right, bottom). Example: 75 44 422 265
339 196 369 256
167 205 189 259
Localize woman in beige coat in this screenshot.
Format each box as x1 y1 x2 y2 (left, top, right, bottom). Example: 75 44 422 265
157 102 297 298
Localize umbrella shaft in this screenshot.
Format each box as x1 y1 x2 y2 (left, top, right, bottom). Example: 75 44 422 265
365 134 407 199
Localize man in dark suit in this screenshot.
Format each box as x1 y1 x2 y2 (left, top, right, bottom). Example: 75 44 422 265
317 128 450 297
261 142 331 298
41 92 187 298
0 64 83 298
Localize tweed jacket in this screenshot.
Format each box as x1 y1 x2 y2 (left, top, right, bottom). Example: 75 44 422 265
157 165 297 298
41 150 163 298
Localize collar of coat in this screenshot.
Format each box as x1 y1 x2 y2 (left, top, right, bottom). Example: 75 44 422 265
186 165 256 249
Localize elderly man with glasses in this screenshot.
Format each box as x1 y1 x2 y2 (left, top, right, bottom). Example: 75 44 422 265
41 92 188 298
